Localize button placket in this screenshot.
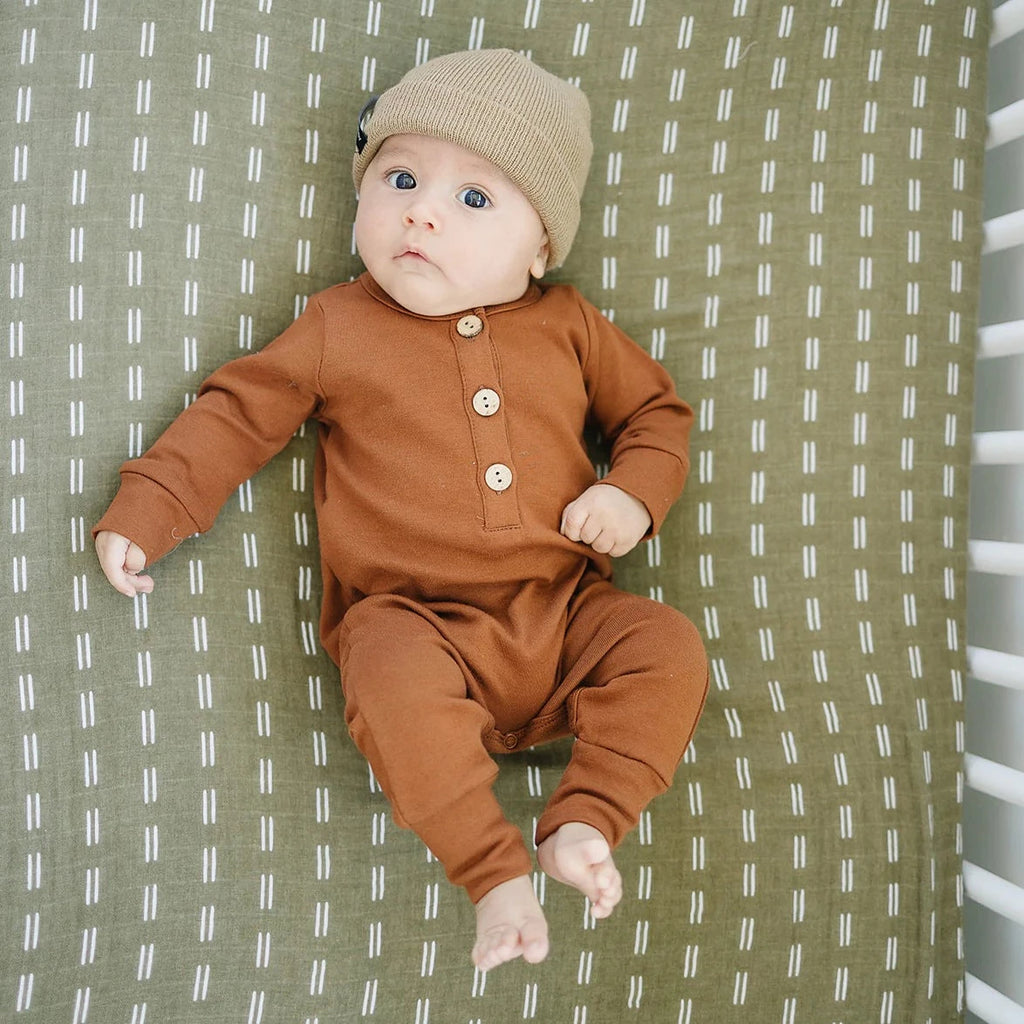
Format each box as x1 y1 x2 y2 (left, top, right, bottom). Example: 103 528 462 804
450 312 520 530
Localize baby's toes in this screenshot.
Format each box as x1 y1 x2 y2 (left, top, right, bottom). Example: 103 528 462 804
473 925 520 970
590 866 623 918
520 917 550 964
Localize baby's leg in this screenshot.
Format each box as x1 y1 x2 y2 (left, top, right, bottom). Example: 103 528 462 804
536 821 622 918
339 596 544 965
537 583 708 888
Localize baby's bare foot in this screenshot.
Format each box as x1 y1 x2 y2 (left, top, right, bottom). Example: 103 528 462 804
472 875 550 971
537 822 622 919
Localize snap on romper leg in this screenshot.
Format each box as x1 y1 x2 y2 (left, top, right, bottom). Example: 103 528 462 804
338 595 534 901
535 583 708 849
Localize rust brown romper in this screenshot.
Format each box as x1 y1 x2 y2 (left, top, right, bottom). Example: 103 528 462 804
95 274 709 902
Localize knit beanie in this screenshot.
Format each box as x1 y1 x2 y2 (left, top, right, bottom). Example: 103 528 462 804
351 49 593 269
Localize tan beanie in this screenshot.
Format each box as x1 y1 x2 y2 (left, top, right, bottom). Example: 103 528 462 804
351 49 592 269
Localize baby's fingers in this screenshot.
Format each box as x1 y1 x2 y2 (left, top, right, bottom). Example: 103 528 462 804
125 566 155 596
95 531 153 598
123 541 147 576
560 500 587 543
119 541 154 596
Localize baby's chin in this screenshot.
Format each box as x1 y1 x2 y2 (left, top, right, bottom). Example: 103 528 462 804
396 281 537 318
366 259 538 317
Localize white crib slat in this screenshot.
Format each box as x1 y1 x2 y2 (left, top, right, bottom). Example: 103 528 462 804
973 430 1024 464
965 753 1024 809
987 97 1024 149
965 862 1024 928
968 646 1024 690
991 0 1024 47
969 540 1024 576
977 319 1024 359
966 973 1024 1024
983 208 1024 254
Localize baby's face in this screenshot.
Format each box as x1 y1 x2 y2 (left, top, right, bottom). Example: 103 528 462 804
354 134 549 317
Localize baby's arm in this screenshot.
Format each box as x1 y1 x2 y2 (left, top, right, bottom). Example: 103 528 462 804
92 292 329 598
95 530 154 598
570 293 693 541
560 483 652 557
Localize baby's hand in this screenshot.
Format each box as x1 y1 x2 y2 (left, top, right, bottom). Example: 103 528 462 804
95 530 154 598
560 483 652 557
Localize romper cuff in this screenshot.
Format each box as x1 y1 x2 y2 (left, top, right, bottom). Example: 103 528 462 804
92 470 202 566
601 448 688 537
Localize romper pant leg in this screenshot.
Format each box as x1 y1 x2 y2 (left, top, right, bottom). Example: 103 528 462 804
535 581 708 849
338 595 534 902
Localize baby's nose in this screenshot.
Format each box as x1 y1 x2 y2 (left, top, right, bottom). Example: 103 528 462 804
403 199 439 231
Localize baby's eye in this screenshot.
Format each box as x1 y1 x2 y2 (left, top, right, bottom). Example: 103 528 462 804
457 188 489 209
387 170 417 190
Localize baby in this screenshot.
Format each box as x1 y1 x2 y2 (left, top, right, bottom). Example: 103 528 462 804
95 48 708 970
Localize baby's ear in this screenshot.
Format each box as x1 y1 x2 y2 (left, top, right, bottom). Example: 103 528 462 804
530 235 550 279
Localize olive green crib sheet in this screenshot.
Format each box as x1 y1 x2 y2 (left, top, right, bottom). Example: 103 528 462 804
1 1 986 1022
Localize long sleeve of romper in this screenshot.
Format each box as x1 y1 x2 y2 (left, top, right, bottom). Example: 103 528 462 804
93 297 327 565
575 296 693 535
